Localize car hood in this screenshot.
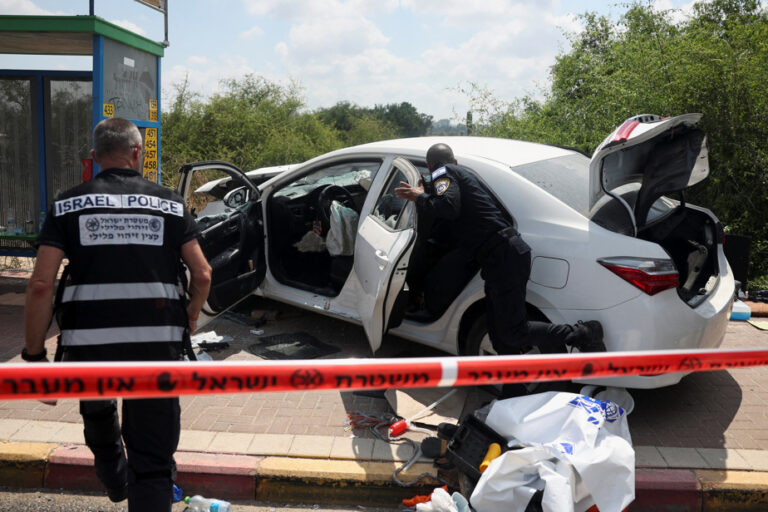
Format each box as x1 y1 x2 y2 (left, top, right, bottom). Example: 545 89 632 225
589 113 709 229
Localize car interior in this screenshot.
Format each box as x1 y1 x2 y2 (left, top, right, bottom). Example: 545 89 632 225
266 159 382 296
264 156 484 323
190 157 513 325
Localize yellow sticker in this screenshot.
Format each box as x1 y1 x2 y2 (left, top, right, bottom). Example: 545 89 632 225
148 99 158 121
434 178 451 196
103 103 115 117
142 169 158 183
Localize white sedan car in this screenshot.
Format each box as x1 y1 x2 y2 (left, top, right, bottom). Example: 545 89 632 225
177 113 735 388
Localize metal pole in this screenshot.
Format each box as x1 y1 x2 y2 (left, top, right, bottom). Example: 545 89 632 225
163 0 169 47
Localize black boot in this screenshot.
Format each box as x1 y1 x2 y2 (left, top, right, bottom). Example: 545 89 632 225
567 320 606 352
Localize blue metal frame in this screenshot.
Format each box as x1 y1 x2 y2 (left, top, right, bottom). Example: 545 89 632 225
91 34 162 181
92 33 104 176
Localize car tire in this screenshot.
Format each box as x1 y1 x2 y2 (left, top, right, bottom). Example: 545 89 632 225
464 312 566 395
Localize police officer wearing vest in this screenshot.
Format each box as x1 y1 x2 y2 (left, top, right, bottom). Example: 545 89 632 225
395 143 606 366
23 117 212 510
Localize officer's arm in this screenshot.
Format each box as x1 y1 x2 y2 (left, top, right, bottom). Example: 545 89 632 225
416 175 461 220
24 245 65 359
181 239 212 333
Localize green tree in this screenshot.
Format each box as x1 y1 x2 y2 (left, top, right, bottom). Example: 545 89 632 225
315 100 432 143
161 74 342 190
315 101 399 145
372 102 433 137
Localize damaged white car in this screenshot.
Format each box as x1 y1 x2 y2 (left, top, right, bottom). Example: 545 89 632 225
177 113 735 389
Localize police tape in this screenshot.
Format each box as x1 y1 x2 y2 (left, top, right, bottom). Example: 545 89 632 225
1 347 767 401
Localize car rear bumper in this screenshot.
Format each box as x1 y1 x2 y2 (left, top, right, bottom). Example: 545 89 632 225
550 261 734 388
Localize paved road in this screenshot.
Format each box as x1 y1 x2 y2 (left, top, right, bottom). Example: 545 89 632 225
0 487 398 512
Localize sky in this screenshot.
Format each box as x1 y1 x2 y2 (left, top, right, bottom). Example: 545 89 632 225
1 0 698 121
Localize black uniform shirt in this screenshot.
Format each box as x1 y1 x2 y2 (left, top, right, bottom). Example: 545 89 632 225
415 164 510 256
37 167 199 347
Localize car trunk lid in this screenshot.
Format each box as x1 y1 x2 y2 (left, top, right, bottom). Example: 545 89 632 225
589 113 709 235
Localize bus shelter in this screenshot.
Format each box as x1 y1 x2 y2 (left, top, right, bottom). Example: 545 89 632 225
0 15 164 256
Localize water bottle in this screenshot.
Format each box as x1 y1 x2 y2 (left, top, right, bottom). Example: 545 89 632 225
6 208 16 234
184 495 232 512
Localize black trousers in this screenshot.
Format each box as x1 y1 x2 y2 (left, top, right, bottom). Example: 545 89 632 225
423 247 478 317
63 343 182 512
480 234 572 354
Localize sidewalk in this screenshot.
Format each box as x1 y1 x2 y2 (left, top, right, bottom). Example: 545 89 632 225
2 270 768 510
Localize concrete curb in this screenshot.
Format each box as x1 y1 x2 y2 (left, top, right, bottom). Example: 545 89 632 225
2 441 768 509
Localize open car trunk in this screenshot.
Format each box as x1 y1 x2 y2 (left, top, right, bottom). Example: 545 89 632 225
589 114 724 307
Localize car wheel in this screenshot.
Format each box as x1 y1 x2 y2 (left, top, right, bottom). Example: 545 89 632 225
465 313 563 395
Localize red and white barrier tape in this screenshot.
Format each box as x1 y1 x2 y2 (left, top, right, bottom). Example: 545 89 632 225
1 348 767 400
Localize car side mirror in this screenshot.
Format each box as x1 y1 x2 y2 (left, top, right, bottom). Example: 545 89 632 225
223 186 249 209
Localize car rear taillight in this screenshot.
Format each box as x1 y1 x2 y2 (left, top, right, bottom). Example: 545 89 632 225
598 257 679 296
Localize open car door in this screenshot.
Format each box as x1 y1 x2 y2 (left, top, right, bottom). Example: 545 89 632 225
177 161 266 328
354 157 421 352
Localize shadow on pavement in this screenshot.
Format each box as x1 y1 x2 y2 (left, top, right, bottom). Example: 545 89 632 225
629 369 742 452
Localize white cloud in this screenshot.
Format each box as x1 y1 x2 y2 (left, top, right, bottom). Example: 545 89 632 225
109 19 147 36
240 25 264 40
258 1 570 118
242 0 397 20
163 55 277 106
400 0 559 28
0 0 58 15
283 16 389 61
654 0 703 24
174 0 642 119
243 0 332 20
187 55 209 66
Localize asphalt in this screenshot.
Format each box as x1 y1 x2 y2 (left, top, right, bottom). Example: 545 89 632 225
2 267 768 510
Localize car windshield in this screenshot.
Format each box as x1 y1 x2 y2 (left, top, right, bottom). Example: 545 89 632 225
510 153 591 216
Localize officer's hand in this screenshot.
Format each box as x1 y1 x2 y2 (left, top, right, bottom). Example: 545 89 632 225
394 181 424 202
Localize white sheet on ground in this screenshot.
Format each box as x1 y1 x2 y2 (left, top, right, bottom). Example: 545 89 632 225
470 391 634 512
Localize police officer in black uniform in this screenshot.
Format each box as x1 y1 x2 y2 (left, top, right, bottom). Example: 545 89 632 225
24 117 212 511
395 143 605 361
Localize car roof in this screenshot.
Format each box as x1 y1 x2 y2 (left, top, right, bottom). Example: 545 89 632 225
329 136 575 168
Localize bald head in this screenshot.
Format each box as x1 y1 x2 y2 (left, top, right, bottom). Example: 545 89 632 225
426 143 456 170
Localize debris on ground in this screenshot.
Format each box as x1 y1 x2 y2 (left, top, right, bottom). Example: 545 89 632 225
410 486 470 512
190 331 233 349
385 388 467 430
250 308 281 322
247 332 339 359
222 310 266 326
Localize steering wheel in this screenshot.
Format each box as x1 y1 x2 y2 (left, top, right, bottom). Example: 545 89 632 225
316 185 355 231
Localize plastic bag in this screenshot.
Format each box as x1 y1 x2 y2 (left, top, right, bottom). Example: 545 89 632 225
471 391 634 512
326 200 359 256
416 487 458 512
